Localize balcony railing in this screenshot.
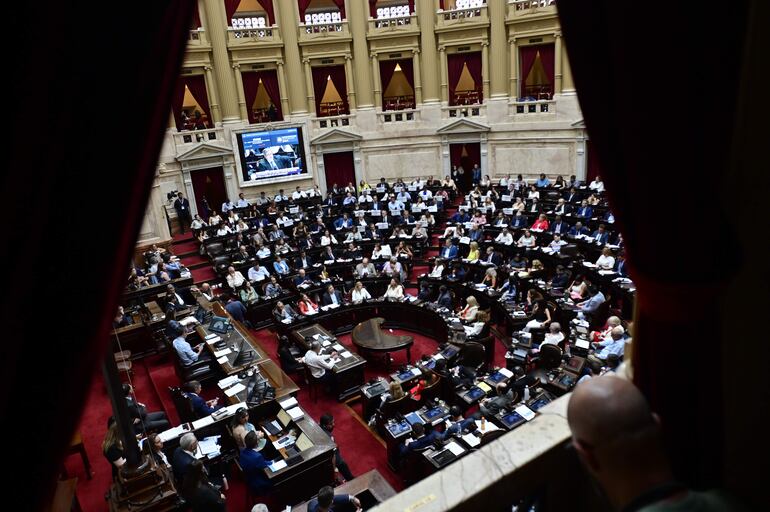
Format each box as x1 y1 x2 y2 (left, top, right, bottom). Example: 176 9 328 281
378 109 419 124
173 127 224 148
186 28 210 47
312 114 354 130
226 26 281 46
509 0 558 18
442 104 485 118
298 21 351 44
511 99 556 117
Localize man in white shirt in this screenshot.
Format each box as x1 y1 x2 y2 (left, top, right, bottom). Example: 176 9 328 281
226 266 245 289
396 190 412 204
274 189 288 202
499 174 510 187
221 198 235 213
292 186 307 200
248 263 270 282
388 197 405 212
418 188 433 201
495 228 513 245
304 341 337 382
540 322 565 348
355 258 376 277
589 176 605 193
236 193 250 208
255 192 269 206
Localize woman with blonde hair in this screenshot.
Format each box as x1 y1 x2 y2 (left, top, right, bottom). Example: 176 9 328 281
459 296 479 322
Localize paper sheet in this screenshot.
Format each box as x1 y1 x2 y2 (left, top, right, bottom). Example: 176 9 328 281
213 348 232 357
279 397 298 409
445 441 465 456
462 433 481 448
515 405 536 421
341 351 352 358
224 383 246 397
268 459 287 472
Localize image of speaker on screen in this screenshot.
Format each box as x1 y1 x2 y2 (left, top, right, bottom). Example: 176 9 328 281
238 127 308 182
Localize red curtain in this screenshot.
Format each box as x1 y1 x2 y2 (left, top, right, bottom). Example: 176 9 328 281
312 65 330 115
171 78 187 130
463 142 481 169
298 0 314 19
519 45 538 98
225 0 241 23
379 59 398 95
447 53 466 106
331 0 346 18
192 4 201 28
323 151 356 191
256 0 275 25
586 139 601 182
185 74 213 127
369 0 377 17
538 43 555 94
259 69 282 119
558 0 748 489
241 71 261 124
243 70 282 123
409 0 415 13
3 1 194 509
329 65 349 114
464 51 482 102
312 65 348 116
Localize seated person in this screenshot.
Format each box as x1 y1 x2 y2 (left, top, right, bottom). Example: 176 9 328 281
516 229 537 248
480 268 497 288
294 268 313 287
304 341 338 383
123 383 170 434
113 306 133 329
436 285 453 309
343 242 362 260
295 250 314 270
322 284 344 306
381 257 404 280
531 213 550 231
384 278 405 300
592 315 623 343
170 322 208 367
495 228 514 245
179 459 226 512
351 281 372 303
277 335 304 373
466 241 481 261
464 310 490 338
417 282 432 301
272 255 290 275
239 281 259 305
479 382 516 418
588 326 625 367
399 422 441 456
446 265 467 282
183 380 221 418
442 405 478 437
568 222 590 237
429 259 446 278
239 431 271 496
591 224 610 245
409 371 438 402
458 296 479 322
537 322 565 350
273 301 298 323
231 408 259 450
550 265 571 289
264 276 282 297
307 485 361 512
578 286 606 315
440 239 459 259
248 263 270 282
547 233 568 253
355 257 376 277
595 247 616 269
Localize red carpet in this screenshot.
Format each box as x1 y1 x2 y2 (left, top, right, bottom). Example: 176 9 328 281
173 240 199 255
191 266 217 284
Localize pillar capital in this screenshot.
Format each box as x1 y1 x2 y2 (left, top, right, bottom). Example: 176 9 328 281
554 31 562 38
344 53 353 61
276 59 284 66
412 48 421 55
302 57 311 65
370 52 378 59
481 41 489 47
231 63 240 70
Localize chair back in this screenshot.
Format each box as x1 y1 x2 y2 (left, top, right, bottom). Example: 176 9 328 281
479 428 506 446
459 341 486 370
539 343 563 370
421 377 442 403
169 386 196 424
206 242 225 257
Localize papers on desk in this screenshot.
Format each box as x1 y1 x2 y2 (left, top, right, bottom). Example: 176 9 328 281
178 316 199 326
341 351 353 358
279 396 298 409
192 415 216 430
445 441 465 456
475 419 501 433
287 407 304 421
598 270 616 276
224 383 246 397
217 356 228 364
582 262 597 268
268 459 287 472
273 434 297 450
410 367 422 376
322 340 332 347
498 367 514 378
281 318 293 324
158 424 188 443
204 333 219 340
575 338 590 349
218 375 240 389
433 353 445 360
333 343 345 351
321 304 340 311
462 432 481 448
213 348 232 358
206 335 222 345
459 236 471 244
515 405 536 421
197 436 221 459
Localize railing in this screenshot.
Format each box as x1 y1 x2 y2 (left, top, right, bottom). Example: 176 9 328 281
378 109 419 124
186 28 209 47
300 20 345 34
511 99 556 116
172 127 224 147
442 104 486 118
227 26 273 39
373 15 413 28
312 114 354 130
439 4 487 21
510 0 558 18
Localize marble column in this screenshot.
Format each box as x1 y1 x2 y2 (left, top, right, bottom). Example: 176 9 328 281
347 0 374 108
277 1 308 114
488 0 508 98
344 54 357 111
203 66 221 124
276 60 291 117
371 53 382 109
232 63 248 121
439 46 448 104
303 58 316 115
412 48 423 106
202 0 240 122
481 42 490 101
509 38 519 99
418 0 440 103
554 31 563 94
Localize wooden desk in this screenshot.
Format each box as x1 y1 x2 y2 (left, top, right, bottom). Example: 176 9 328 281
291 469 397 511
352 317 414 368
291 324 366 401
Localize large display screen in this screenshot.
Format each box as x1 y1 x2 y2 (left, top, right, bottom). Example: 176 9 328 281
236 127 307 183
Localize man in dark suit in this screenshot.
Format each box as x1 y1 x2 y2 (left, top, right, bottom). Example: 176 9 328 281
550 215 569 235
564 187 581 203
173 192 192 234
400 422 441 456
171 433 198 483
568 222 590 237
437 285 453 309
183 380 220 418
591 224 610 245
576 200 594 219
239 431 272 495
307 486 361 512
482 247 502 266
615 253 628 277
295 251 314 270
322 284 344 306
512 212 528 229
440 239 459 260
123 384 170 435
257 147 292 171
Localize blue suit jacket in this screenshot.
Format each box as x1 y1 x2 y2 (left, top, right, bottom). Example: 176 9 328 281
512 217 528 228
188 392 216 418
577 206 594 218
437 293 453 309
239 448 271 493
591 231 609 244
440 245 459 259
550 222 569 234
401 431 441 455
307 494 352 512
171 447 195 483
615 260 628 277
568 226 589 237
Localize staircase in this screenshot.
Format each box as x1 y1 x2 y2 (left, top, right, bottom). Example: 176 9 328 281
171 232 217 284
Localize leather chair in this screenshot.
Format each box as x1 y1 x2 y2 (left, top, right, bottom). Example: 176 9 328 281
420 377 442 404
206 242 225 258
169 386 196 424
401 445 432 486
458 341 486 372
479 428 506 446
537 343 563 370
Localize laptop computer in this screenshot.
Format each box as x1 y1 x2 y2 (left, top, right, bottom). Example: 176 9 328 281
276 408 292 428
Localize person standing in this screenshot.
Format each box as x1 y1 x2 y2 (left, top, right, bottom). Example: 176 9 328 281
173 192 192 234
319 414 354 483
